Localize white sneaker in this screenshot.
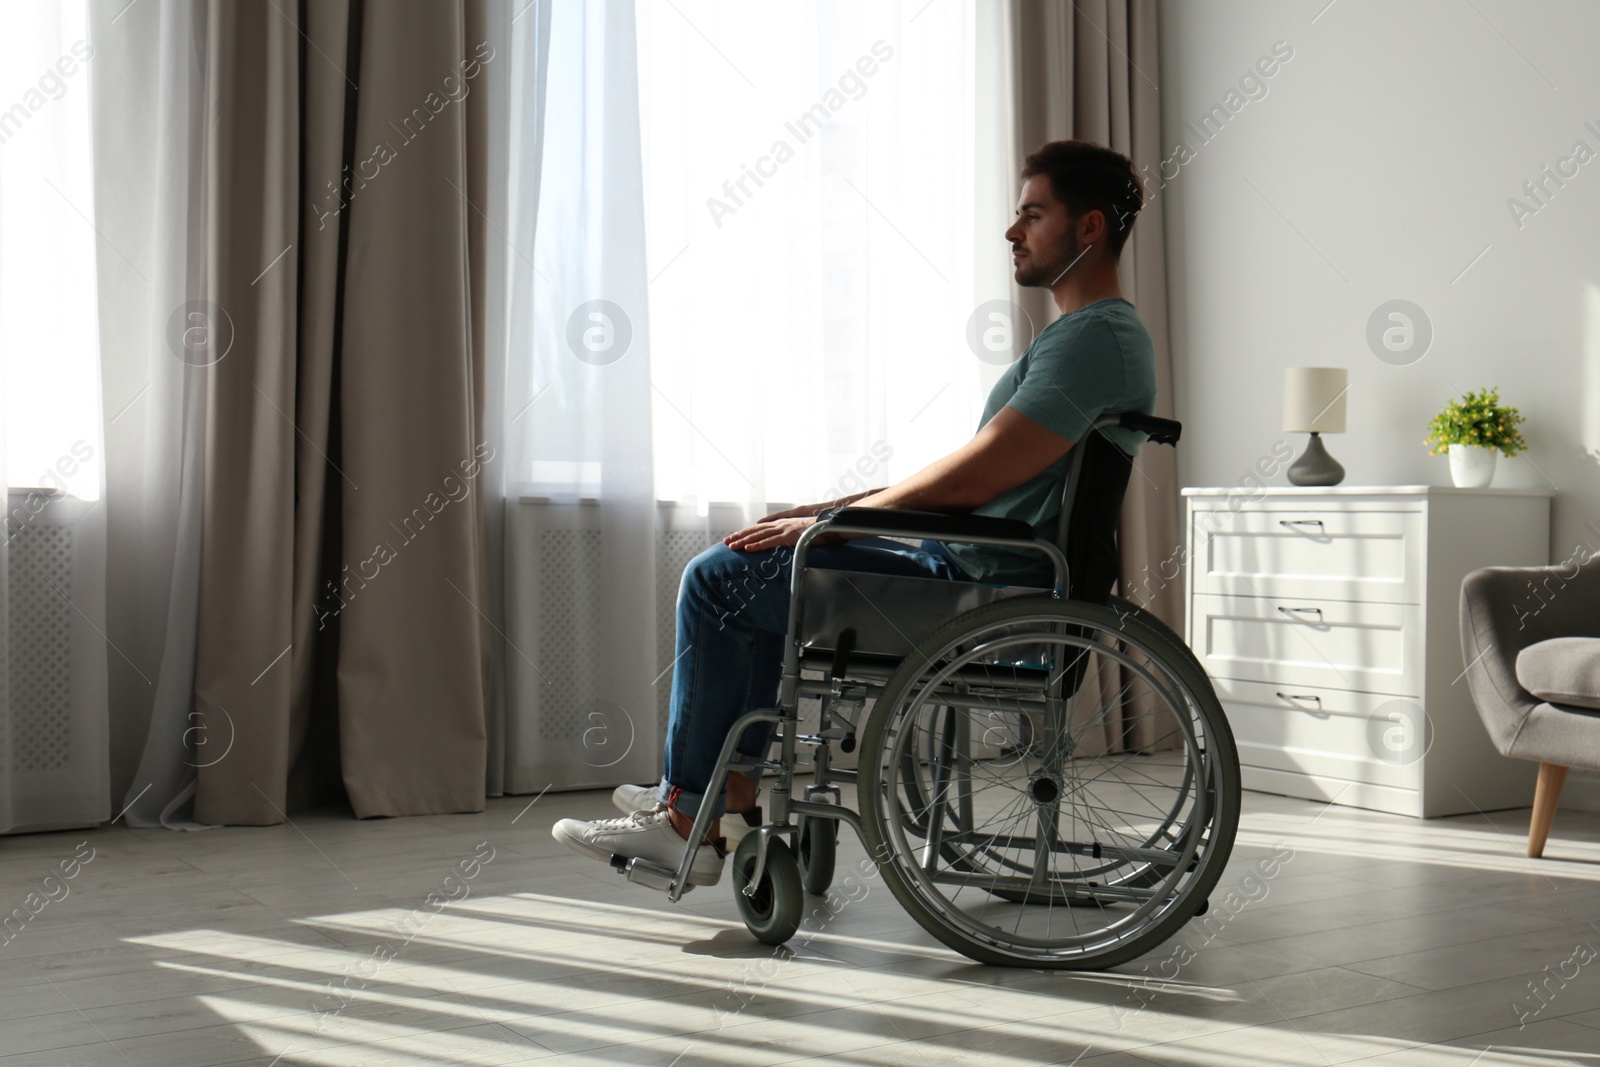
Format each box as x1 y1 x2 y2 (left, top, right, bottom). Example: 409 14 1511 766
552 806 725 887
611 782 660 814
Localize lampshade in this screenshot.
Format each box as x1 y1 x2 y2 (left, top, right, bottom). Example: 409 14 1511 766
1283 367 1348 433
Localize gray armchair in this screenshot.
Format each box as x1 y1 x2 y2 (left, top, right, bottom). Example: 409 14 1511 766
1460 555 1600 857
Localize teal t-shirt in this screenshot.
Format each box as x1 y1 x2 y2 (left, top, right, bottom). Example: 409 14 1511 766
943 297 1157 586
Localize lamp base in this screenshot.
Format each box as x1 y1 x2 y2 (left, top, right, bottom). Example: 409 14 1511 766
1287 432 1345 486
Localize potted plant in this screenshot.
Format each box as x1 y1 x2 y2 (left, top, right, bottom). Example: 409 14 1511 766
1424 387 1528 488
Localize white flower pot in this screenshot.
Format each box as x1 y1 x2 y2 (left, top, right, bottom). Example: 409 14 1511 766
1448 443 1497 488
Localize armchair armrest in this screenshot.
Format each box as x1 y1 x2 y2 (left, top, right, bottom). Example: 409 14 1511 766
1460 558 1600 757
1460 566 1542 757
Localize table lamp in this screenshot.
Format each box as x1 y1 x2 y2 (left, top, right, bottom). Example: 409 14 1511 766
1283 367 1347 486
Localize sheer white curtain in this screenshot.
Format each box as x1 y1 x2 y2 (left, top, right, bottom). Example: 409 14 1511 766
88 0 215 828
495 0 659 794
0 0 109 832
492 0 1012 794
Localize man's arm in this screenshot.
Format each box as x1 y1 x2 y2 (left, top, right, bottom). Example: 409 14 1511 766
852 406 1073 512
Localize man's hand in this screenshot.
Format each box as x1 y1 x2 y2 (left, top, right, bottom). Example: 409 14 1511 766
723 516 821 552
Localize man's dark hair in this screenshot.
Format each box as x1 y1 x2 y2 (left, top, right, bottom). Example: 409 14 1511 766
1021 140 1143 257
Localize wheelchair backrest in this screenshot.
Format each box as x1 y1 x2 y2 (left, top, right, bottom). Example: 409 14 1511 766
1049 428 1136 606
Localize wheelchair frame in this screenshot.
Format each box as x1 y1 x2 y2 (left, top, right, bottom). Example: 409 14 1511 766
607 411 1235 969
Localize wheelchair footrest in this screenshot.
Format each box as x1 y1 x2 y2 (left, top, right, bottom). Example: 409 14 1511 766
609 854 690 894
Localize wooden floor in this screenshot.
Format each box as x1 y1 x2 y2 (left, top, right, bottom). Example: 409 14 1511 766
2 786 1600 1066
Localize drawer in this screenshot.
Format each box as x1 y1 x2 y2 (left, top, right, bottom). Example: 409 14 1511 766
1189 507 1424 604
1191 592 1423 695
1212 677 1424 792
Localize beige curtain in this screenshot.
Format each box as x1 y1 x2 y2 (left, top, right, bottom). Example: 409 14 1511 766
1005 0 1182 753
190 0 492 824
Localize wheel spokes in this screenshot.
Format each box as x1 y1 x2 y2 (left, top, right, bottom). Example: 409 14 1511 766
868 614 1218 959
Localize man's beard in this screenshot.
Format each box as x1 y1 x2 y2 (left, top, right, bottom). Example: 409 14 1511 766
1014 229 1082 288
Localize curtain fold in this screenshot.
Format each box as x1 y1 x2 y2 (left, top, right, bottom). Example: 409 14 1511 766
1005 0 1182 753
480 0 547 798
91 0 212 828
98 0 496 826
319 0 491 821
284 0 356 815
188 0 302 825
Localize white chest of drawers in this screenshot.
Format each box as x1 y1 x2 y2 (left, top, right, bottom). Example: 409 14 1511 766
1181 486 1552 817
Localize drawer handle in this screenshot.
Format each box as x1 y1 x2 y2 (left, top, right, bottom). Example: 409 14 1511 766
1276 605 1324 620
1278 519 1325 529
1275 691 1323 709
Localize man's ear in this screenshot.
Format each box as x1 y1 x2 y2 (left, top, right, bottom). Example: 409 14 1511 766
1078 207 1108 248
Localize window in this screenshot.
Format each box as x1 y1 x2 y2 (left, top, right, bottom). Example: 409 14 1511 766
0 1 101 499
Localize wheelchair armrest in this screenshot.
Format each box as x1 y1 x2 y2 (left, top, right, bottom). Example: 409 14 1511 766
1113 412 1181 446
826 507 1034 542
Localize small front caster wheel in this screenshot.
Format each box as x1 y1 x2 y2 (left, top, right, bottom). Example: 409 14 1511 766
732 833 803 946
796 815 838 896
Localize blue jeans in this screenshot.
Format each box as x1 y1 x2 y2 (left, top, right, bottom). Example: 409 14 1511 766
658 536 972 819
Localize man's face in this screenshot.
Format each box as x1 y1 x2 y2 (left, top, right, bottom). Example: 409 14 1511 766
1005 174 1086 288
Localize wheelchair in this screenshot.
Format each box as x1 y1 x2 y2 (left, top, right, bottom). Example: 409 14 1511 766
612 411 1241 971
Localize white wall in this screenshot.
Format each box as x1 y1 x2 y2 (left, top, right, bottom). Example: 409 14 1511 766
1158 0 1600 807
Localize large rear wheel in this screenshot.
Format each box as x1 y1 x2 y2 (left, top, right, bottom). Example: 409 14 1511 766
858 595 1239 970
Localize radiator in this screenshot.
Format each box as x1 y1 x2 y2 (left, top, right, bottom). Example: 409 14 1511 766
2 491 108 834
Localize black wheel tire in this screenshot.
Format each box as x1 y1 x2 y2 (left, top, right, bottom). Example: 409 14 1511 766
732 834 804 946
796 815 839 896
1106 594 1211 681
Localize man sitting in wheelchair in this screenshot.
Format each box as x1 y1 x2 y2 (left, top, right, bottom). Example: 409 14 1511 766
554 139 1157 888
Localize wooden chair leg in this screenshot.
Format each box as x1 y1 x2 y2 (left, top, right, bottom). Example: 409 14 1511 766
1528 762 1569 859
